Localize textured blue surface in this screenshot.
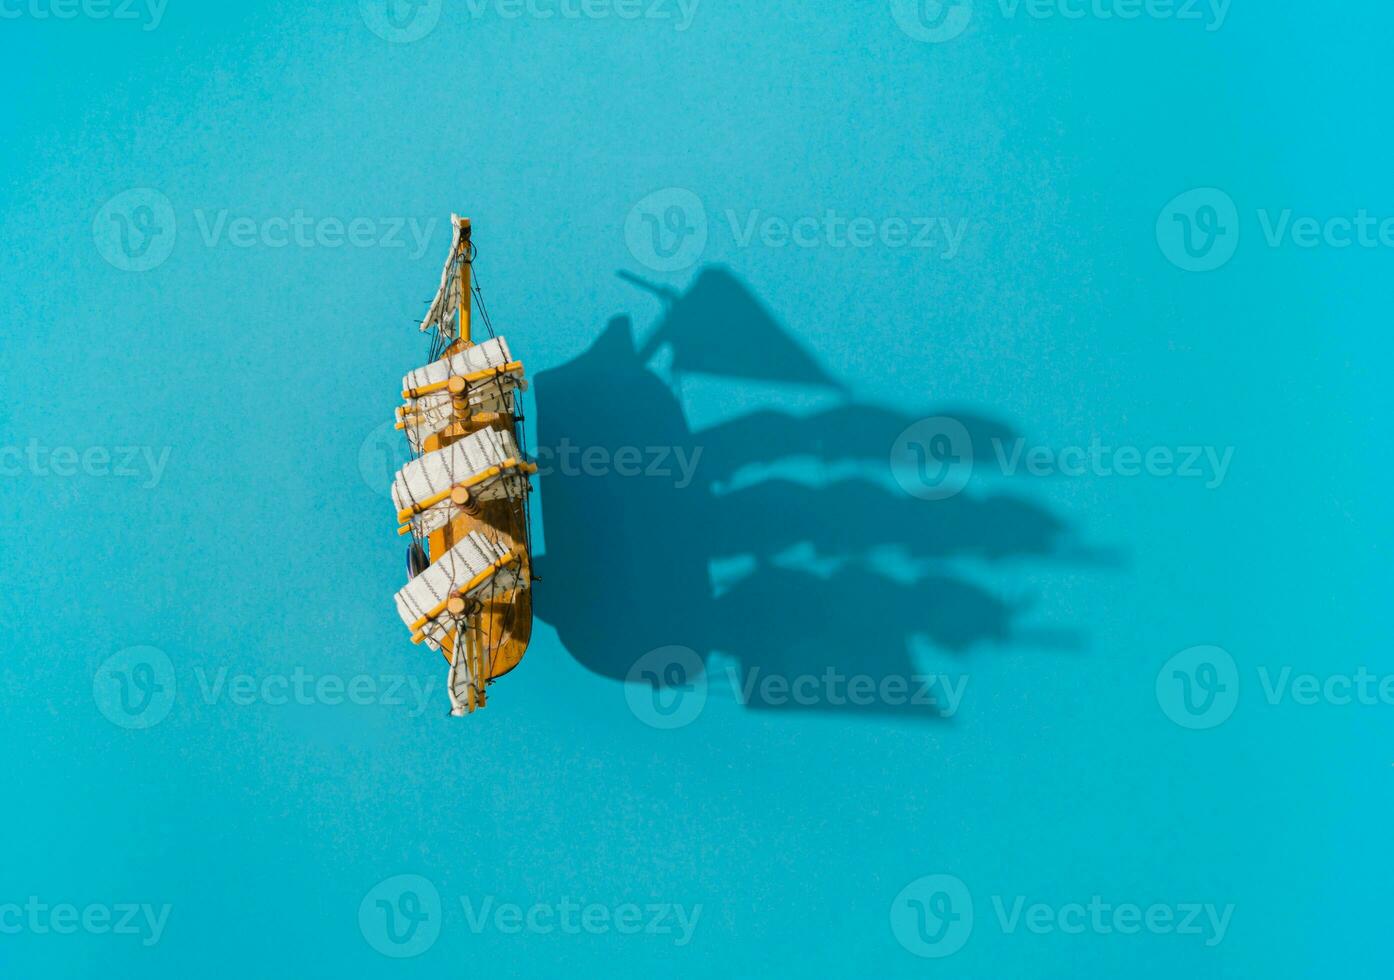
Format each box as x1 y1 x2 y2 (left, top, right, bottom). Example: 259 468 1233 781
2 3 1390 976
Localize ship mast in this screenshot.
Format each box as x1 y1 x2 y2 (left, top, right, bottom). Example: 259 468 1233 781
452 217 486 710
457 217 472 346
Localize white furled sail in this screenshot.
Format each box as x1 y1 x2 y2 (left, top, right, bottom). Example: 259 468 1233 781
392 427 533 536
393 531 523 652
446 643 473 718
397 336 525 451
418 213 466 334
403 336 514 392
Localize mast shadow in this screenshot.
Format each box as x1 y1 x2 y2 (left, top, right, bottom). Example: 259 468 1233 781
532 266 1108 721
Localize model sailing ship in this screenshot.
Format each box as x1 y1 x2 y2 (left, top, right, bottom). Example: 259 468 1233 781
390 216 536 716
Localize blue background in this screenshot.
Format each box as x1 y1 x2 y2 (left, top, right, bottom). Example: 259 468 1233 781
2 1 1390 976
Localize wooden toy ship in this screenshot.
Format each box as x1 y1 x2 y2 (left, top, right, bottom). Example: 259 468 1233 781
391 216 535 716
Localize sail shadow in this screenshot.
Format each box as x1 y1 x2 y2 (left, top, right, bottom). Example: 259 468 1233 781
532 266 1100 721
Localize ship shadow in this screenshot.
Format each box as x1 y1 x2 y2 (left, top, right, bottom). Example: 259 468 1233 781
532 266 1104 721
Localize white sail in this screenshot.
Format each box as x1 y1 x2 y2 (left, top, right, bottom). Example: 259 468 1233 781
392 427 529 535
398 336 525 451
447 642 473 718
402 336 514 391
393 530 522 652
418 213 466 334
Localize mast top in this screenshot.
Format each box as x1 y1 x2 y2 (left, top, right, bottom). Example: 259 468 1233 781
456 216 472 345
